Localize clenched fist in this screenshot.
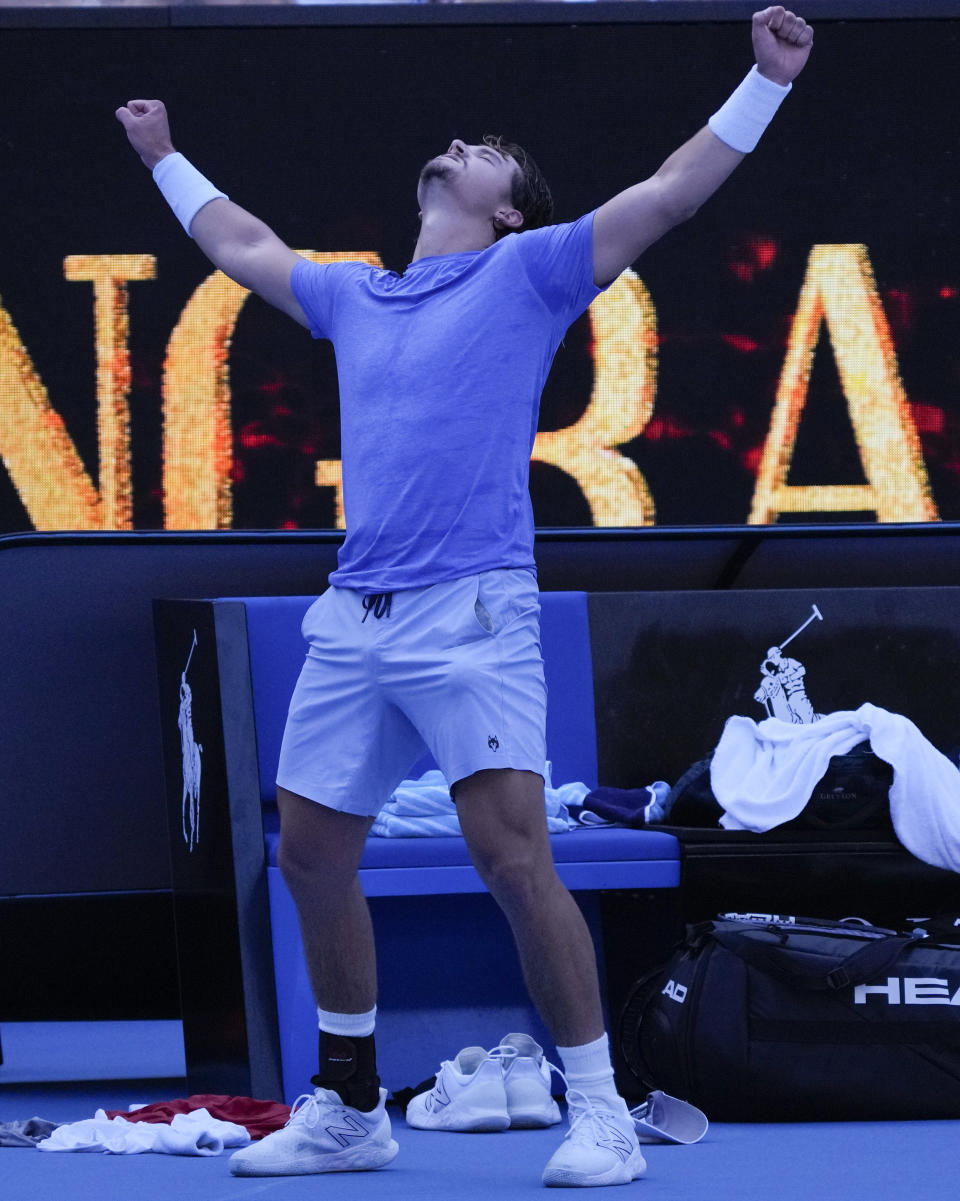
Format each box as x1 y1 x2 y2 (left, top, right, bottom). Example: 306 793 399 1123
752 7 814 86
115 99 176 170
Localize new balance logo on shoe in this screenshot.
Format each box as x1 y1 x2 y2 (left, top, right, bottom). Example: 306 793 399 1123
424 1077 451 1111
325 1114 374 1147
597 1125 638 1163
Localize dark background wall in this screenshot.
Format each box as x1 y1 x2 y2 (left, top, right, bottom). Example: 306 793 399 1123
6 523 960 896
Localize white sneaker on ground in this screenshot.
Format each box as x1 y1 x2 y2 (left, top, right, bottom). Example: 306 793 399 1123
229 1086 398 1176
542 1088 647 1187
498 1033 562 1128
405 1046 511 1132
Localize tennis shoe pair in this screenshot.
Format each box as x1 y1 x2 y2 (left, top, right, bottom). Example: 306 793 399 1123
405 1033 562 1132
407 1035 645 1186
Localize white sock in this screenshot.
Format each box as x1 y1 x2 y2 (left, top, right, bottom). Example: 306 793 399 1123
317 1005 377 1038
556 1033 622 1108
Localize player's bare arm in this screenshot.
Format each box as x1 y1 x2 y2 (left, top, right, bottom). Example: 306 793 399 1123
115 99 308 327
592 6 814 287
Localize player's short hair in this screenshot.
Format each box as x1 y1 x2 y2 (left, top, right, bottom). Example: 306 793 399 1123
483 134 554 233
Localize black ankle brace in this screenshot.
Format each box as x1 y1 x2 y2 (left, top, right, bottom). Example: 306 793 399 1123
311 1031 381 1112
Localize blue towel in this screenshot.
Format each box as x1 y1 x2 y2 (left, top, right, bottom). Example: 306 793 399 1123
568 782 672 827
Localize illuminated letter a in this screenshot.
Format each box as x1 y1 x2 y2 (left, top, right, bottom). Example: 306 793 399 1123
749 244 937 524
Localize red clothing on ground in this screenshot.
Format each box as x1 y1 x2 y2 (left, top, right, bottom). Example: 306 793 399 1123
104 1095 290 1140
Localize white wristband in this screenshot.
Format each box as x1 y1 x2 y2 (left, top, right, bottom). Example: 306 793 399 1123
152 152 228 236
708 64 791 154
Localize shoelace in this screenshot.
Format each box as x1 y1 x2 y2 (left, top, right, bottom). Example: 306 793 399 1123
424 1044 542 1113
430 1043 562 1100
487 1045 520 1069
361 592 393 622
285 1088 344 1129
495 1043 563 1087
562 1087 624 1143
435 1043 519 1083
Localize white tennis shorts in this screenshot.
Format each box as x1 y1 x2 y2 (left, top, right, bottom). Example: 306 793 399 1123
276 567 547 815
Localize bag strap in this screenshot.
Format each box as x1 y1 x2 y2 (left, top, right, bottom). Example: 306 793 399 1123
710 924 927 992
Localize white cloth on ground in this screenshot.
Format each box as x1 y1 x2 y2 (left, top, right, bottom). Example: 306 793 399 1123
370 765 588 837
36 1108 251 1155
710 702 960 873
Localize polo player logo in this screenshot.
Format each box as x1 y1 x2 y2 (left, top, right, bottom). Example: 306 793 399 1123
178 630 203 852
753 604 823 724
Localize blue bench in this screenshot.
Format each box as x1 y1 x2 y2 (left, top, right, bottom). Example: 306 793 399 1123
154 590 680 1101
235 592 679 1100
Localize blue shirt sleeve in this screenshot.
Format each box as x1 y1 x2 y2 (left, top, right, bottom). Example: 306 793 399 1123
290 259 359 339
509 210 604 323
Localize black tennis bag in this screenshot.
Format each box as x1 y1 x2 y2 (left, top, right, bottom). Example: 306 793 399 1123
618 914 960 1120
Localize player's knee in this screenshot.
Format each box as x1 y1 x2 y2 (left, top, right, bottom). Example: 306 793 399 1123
276 835 314 891
276 833 356 898
473 843 557 912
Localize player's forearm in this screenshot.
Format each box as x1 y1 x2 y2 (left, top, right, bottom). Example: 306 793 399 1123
593 61 795 285
148 150 305 322
149 153 272 280
186 191 281 284
655 61 792 206
150 152 273 282
116 101 304 320
649 126 746 227
151 151 230 241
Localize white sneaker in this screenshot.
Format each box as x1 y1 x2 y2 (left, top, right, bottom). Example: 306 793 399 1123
405 1046 510 1132
542 1089 647 1187
498 1033 562 1128
229 1086 398 1176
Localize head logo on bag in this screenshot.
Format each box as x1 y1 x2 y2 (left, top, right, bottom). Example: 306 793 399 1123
854 977 960 1005
661 980 687 1004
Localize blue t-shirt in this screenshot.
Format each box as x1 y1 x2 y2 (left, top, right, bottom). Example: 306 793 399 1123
291 211 602 591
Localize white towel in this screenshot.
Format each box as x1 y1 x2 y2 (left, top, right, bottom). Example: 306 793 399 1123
37 1109 251 1155
711 703 960 873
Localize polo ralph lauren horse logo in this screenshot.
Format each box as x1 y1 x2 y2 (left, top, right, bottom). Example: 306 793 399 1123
178 630 203 852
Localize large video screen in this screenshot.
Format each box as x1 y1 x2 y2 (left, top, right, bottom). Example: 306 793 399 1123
0 11 958 531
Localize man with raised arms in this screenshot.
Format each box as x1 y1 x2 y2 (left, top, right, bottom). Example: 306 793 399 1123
117 7 812 1187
